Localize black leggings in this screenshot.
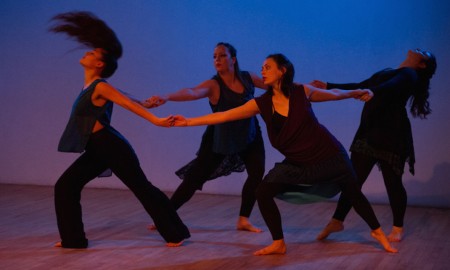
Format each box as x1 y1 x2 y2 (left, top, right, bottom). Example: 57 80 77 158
332 152 407 227
170 133 265 218
256 158 380 240
54 129 190 248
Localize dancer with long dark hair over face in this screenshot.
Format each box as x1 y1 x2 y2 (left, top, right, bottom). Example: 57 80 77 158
169 53 397 255
312 49 437 242
143 42 266 232
50 11 189 248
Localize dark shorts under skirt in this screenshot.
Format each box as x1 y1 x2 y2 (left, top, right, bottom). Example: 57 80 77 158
264 150 356 204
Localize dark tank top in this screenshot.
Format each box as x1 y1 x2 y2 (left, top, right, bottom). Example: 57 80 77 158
210 71 258 154
58 79 113 153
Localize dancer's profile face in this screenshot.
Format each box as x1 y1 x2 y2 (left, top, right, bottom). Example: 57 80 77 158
80 48 105 69
213 45 235 72
261 58 284 87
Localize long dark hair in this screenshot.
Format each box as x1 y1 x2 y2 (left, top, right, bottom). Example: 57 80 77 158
216 42 251 90
49 11 122 78
266 54 295 97
410 52 437 119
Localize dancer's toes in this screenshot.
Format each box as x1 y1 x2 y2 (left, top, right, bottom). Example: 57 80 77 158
371 228 398 253
317 218 344 240
237 223 262 233
237 217 262 233
253 239 286 256
387 226 403 242
54 241 62 248
166 240 184 247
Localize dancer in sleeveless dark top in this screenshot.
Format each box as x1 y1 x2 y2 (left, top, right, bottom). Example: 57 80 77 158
170 53 397 255
50 11 189 248
312 49 437 242
143 43 266 232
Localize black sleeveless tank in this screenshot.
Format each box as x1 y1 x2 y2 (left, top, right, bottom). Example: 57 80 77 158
210 71 258 154
58 79 113 153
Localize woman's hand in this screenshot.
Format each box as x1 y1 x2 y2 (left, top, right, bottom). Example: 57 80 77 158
354 89 374 102
155 115 175 127
141 95 168 108
172 115 188 127
309 80 327 89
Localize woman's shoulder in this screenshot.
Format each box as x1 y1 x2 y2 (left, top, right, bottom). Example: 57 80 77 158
239 70 253 83
256 90 271 98
396 67 419 81
293 83 304 91
254 91 271 104
86 79 108 93
376 67 417 82
291 84 307 98
398 66 417 74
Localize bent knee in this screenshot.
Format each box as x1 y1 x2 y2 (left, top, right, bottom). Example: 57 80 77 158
256 182 276 201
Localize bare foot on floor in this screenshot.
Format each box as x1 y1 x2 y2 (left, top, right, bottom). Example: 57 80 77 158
166 240 184 247
237 216 262 233
316 218 344 240
253 239 287 256
54 241 62 248
371 228 398 253
387 226 403 242
149 224 186 247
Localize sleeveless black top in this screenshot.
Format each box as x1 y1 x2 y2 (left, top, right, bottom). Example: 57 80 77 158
210 71 258 154
58 79 113 153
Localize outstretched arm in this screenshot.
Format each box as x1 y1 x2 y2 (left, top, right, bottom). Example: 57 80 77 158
173 99 260 127
311 69 416 101
117 89 145 104
142 79 218 108
304 84 373 102
311 72 375 90
93 82 173 127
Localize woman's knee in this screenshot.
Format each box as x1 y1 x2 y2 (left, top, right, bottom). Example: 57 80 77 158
256 182 277 201
248 167 265 181
54 174 72 194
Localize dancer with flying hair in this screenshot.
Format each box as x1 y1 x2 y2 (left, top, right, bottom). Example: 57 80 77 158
50 11 190 248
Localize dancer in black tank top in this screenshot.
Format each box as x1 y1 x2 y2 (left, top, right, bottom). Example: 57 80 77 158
50 11 189 248
143 42 267 233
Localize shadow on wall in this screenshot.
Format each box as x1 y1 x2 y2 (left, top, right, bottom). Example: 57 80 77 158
405 162 450 208
369 162 450 208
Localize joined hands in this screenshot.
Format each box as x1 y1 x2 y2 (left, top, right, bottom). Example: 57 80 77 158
141 95 168 108
164 115 188 127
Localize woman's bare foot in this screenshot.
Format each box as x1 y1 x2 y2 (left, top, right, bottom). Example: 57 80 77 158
166 240 184 247
387 226 403 242
237 216 262 233
54 241 62 248
253 239 287 256
371 227 398 253
149 224 186 247
316 218 344 240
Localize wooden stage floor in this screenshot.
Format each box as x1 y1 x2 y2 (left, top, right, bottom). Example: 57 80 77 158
0 184 448 270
